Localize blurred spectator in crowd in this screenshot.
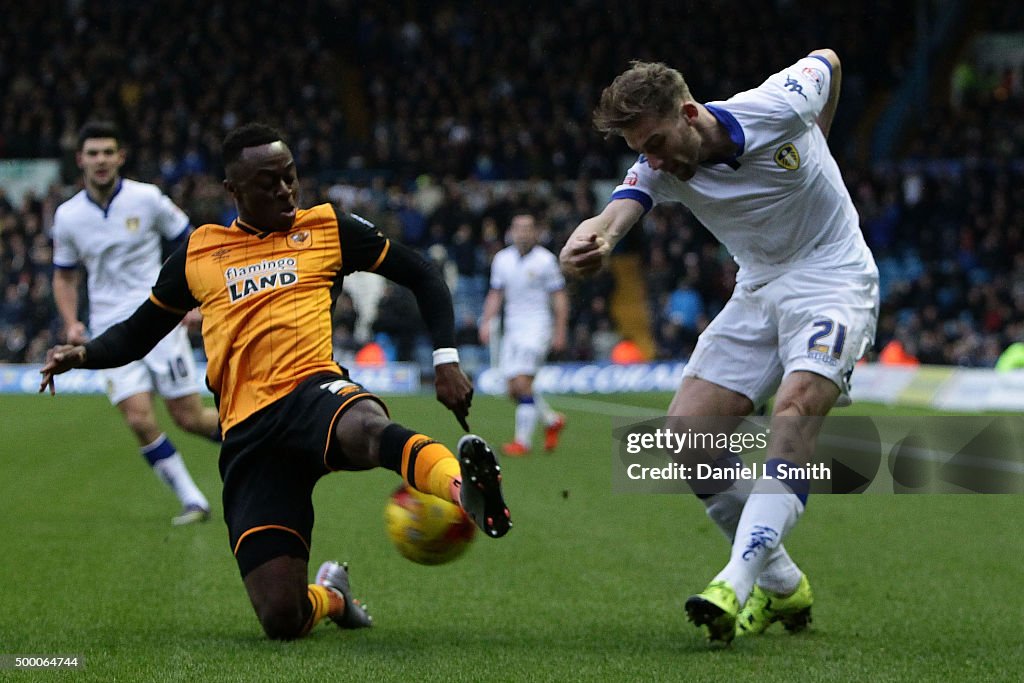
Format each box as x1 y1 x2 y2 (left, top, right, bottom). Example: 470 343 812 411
372 282 428 363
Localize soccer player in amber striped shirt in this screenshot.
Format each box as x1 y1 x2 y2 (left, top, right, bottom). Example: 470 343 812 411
41 123 512 640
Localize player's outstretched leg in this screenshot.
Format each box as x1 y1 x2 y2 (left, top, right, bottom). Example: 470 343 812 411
375 423 511 538
736 573 813 637
315 561 373 629
685 580 740 644
457 435 512 538
141 433 211 525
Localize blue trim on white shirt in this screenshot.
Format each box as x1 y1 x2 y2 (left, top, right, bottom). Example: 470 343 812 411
704 104 745 158
809 54 833 77
611 188 653 214
54 262 79 271
84 178 124 218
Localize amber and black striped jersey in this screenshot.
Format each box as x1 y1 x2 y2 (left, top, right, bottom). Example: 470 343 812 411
149 204 391 432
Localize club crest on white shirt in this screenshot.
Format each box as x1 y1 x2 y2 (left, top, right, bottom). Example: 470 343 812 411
774 143 801 170
125 216 140 232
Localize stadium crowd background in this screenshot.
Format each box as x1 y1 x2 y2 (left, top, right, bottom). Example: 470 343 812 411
1 0 1022 372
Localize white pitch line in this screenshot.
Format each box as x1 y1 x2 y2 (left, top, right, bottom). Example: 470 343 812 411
548 395 665 417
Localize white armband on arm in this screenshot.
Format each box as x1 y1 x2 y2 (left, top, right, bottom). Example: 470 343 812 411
432 347 460 367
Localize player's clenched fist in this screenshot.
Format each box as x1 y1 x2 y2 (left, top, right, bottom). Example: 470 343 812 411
559 232 609 278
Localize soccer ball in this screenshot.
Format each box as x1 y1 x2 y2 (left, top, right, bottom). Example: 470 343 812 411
384 485 475 565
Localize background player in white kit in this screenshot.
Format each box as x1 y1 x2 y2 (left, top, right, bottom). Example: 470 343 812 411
480 213 569 456
51 121 220 525
561 50 879 642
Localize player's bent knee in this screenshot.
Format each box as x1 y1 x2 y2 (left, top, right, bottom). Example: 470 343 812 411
169 411 201 433
254 595 307 640
124 414 160 440
242 552 311 640
332 400 391 469
774 371 840 417
165 397 212 434
508 375 533 399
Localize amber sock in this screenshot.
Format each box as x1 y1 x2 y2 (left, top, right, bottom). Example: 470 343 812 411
300 584 345 636
380 424 461 504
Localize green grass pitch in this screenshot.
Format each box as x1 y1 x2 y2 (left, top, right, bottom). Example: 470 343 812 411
1 391 1022 681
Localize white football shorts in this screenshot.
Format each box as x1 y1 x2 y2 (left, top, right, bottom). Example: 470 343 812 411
499 330 551 379
101 326 202 405
682 267 879 407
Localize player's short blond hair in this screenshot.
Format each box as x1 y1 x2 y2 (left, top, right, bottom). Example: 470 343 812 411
593 61 692 136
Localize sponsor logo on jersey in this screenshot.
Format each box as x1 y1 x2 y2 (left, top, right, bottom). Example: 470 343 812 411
287 229 312 250
783 74 807 100
774 143 801 170
125 217 140 232
624 171 639 186
801 66 825 95
225 257 299 303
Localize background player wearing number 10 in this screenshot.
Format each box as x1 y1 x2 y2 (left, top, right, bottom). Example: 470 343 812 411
51 121 220 526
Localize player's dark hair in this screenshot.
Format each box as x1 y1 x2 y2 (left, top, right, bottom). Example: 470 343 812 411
593 61 691 136
222 123 285 167
77 121 122 150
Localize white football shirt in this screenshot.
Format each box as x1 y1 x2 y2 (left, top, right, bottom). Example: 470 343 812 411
52 178 190 334
489 245 565 335
611 55 876 285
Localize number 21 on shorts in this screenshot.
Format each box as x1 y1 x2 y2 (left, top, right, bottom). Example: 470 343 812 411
807 319 846 359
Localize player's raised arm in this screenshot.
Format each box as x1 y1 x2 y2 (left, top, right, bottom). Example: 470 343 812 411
808 48 841 138
39 299 184 394
559 197 644 278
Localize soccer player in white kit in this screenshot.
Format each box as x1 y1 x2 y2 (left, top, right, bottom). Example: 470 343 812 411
480 213 569 456
561 50 878 642
51 121 220 525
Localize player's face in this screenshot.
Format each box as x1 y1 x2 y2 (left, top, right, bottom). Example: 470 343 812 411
77 138 125 191
623 108 701 181
225 141 299 232
509 215 538 253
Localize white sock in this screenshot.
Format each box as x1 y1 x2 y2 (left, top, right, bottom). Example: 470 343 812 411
533 393 558 426
514 399 538 448
152 454 209 509
703 478 803 595
757 546 804 595
713 476 804 605
142 435 208 509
